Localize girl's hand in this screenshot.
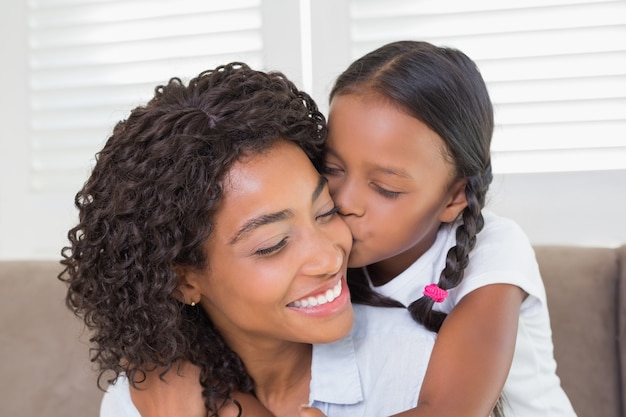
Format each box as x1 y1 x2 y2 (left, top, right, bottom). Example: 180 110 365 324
130 361 276 417
298 406 327 417
130 361 204 417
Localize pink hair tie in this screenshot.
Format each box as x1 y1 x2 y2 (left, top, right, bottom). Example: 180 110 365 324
423 283 448 303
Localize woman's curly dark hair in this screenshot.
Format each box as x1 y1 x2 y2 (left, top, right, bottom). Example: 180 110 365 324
59 62 327 415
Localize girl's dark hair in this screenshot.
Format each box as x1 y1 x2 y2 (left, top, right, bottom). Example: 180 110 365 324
331 41 502 416
59 62 327 416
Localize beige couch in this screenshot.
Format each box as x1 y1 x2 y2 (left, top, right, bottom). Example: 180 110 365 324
536 245 626 417
1 245 625 417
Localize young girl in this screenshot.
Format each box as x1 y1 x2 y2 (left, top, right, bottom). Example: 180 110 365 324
61 62 436 417
322 40 576 417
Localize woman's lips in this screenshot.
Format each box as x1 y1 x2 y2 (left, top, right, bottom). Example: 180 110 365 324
287 280 343 308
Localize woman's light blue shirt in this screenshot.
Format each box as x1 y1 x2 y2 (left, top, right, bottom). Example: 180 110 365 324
310 304 434 416
100 304 435 417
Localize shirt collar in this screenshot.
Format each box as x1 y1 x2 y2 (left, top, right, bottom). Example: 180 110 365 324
309 333 363 405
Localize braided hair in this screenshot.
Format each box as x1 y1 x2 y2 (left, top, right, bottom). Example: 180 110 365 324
60 62 327 416
330 41 501 415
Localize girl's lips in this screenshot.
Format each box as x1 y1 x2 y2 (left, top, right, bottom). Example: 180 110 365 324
287 280 343 308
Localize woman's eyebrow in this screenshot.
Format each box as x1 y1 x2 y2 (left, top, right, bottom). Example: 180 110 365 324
229 210 292 245
311 175 327 202
229 175 327 245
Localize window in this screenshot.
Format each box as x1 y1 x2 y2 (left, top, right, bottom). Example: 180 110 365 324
28 0 264 192
30 0 626 190
336 0 626 173
6 0 624 258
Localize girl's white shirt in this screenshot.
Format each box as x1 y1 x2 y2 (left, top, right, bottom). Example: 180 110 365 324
369 210 577 417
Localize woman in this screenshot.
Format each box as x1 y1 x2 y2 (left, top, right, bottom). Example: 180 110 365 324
60 63 434 417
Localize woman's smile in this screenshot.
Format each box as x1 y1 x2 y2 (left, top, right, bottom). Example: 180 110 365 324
288 278 343 308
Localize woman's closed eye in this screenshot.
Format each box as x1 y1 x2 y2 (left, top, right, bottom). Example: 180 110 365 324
253 206 339 256
254 237 288 256
316 205 341 223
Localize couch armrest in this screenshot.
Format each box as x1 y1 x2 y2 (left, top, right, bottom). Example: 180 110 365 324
535 245 624 417
618 245 626 415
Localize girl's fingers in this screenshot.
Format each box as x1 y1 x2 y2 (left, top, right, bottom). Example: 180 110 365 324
298 405 327 417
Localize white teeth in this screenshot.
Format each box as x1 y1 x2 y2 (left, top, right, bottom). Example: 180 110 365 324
290 281 342 309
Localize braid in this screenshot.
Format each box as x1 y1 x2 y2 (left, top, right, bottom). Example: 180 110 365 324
347 268 405 308
409 168 506 417
408 169 489 331
333 41 503 415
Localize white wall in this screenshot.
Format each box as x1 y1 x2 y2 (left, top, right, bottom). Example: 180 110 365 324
0 0 34 259
489 170 626 248
0 0 78 259
0 0 624 260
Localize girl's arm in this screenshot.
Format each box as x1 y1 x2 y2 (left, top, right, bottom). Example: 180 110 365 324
130 361 275 417
393 283 525 417
299 406 327 417
129 361 205 417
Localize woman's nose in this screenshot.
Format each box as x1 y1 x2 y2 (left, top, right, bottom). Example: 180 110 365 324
300 224 348 277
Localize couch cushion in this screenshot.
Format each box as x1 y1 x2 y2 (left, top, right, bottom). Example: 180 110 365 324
535 246 623 417
0 261 102 417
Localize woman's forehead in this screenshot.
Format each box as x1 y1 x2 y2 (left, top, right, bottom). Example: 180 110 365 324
215 141 320 232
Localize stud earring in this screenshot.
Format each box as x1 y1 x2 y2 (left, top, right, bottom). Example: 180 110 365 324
190 301 196 307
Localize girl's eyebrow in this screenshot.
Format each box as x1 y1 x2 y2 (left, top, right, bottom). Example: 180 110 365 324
374 165 412 179
325 147 411 179
229 175 327 245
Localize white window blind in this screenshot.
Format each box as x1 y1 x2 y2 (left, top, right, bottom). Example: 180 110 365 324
28 0 264 193
348 0 626 173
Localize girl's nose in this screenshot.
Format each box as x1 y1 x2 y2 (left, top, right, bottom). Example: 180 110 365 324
330 178 365 218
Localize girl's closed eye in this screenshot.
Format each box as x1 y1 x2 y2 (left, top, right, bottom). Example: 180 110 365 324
321 163 343 176
373 184 402 199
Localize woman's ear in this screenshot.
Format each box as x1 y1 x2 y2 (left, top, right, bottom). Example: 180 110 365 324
439 178 468 223
172 265 203 307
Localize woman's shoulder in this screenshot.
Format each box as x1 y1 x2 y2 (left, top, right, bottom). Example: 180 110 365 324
353 304 436 343
351 305 435 409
